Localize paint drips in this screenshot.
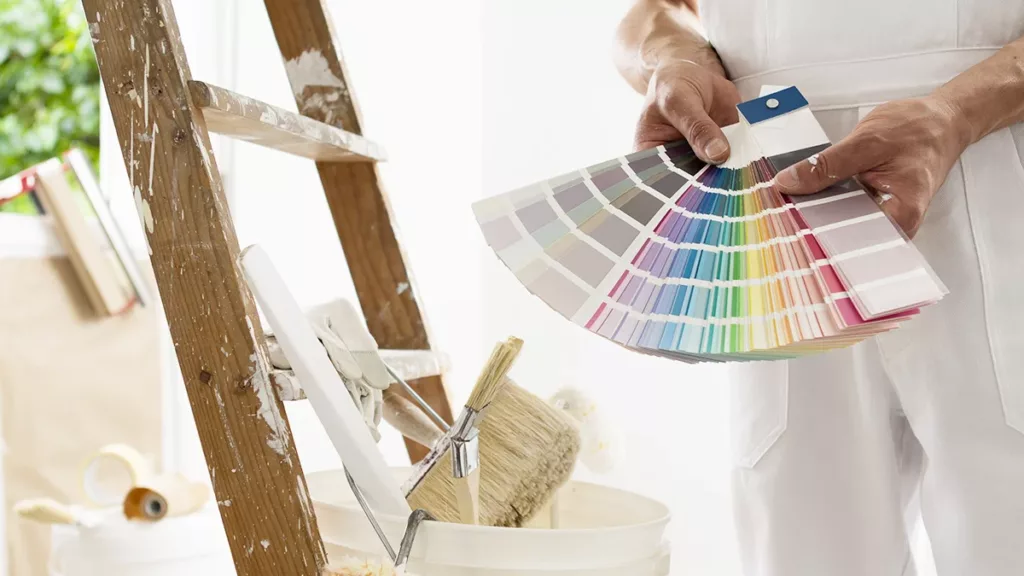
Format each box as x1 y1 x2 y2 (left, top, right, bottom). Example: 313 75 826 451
284 49 347 97
147 123 158 196
141 200 154 233
294 478 320 551
133 185 154 255
246 318 290 457
259 108 278 125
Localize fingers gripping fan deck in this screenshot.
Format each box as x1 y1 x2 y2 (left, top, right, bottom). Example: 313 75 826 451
473 86 947 363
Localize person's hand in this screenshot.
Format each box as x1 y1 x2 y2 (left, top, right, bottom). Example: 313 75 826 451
635 59 741 162
774 95 971 238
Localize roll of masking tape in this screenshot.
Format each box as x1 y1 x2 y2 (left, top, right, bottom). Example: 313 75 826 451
123 473 210 521
82 444 154 508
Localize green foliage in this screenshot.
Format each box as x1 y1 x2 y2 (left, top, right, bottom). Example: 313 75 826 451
1 0 99 214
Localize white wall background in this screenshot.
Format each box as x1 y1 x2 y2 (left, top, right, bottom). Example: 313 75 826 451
93 2 941 575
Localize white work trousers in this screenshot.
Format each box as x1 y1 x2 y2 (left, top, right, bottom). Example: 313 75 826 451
726 82 1024 576
701 2 1024 571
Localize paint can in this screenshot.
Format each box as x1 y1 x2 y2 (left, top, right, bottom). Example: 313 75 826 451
310 468 671 575
48 505 234 576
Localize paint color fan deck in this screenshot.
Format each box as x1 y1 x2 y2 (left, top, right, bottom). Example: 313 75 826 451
473 87 947 363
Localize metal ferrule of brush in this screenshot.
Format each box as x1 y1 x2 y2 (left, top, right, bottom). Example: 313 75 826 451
450 409 483 479
401 406 486 494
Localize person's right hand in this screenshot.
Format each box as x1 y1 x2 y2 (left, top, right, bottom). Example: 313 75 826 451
635 59 741 163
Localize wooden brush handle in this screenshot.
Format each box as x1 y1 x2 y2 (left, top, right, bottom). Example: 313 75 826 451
383 388 445 448
453 469 480 525
14 498 78 525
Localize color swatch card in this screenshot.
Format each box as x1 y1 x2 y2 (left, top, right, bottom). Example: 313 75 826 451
473 86 947 363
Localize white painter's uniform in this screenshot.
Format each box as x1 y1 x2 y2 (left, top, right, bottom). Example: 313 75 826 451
699 1 1024 574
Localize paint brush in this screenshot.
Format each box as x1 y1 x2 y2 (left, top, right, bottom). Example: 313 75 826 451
402 337 521 525
311 303 580 527
453 337 522 524
14 498 102 528
403 373 582 527
476 379 581 527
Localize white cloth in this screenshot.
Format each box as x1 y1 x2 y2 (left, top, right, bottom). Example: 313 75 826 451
697 1 1024 574
266 305 385 442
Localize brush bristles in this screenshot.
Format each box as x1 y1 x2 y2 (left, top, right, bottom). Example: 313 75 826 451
464 337 523 412
407 378 581 527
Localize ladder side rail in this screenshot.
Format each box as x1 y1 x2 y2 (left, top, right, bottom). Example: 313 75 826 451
261 0 456 462
82 1 328 573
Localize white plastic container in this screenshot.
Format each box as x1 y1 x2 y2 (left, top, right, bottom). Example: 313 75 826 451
308 468 671 575
48 505 235 576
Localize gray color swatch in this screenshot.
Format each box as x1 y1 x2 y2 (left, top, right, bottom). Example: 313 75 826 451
816 215 902 256
533 218 571 249
624 146 660 162
585 158 622 176
836 243 920 287
529 266 589 319
628 154 663 175
648 171 688 198
480 216 521 251
549 170 584 192
566 196 605 226
617 189 664 225
516 199 558 233
555 182 593 214
799 193 881 229
789 178 862 204
585 213 639 256
601 177 638 202
591 166 627 191
558 235 616 288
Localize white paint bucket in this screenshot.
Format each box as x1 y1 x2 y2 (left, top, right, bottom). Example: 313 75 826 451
308 468 671 575
48 505 235 576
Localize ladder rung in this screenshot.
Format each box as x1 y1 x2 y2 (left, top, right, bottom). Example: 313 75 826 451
275 349 450 401
378 349 452 382
188 81 387 162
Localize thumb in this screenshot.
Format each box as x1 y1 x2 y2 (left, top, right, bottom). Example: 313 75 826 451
656 84 731 163
773 133 877 195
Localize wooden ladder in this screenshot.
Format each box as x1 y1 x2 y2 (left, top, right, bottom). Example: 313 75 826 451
83 0 455 573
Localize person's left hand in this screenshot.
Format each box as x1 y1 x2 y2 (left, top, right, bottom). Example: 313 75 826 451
773 95 970 238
